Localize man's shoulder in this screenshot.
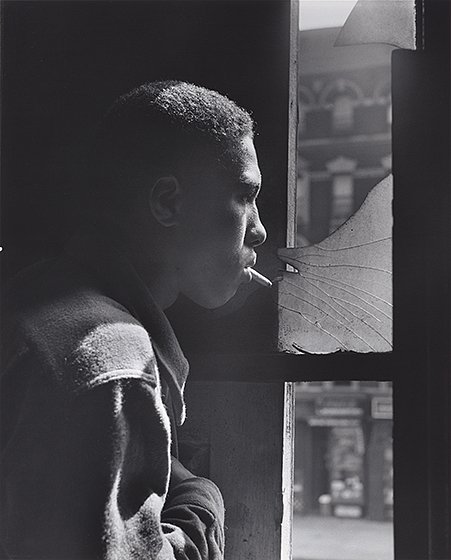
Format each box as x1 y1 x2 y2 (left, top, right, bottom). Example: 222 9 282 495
6 256 158 393
7 254 138 334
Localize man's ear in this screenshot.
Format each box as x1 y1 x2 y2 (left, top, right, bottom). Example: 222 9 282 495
148 176 182 227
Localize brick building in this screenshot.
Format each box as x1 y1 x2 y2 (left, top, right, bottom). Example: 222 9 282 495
297 27 394 245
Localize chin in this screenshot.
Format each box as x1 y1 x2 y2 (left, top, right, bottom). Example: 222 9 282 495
190 285 239 310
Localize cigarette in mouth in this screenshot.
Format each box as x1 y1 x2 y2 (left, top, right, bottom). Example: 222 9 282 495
248 268 273 288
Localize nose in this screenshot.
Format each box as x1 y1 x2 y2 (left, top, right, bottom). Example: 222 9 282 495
245 206 267 248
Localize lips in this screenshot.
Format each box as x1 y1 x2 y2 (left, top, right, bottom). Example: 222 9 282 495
241 255 256 284
245 253 257 269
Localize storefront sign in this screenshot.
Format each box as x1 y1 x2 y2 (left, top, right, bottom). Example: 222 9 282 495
371 396 393 419
316 397 363 417
308 417 360 427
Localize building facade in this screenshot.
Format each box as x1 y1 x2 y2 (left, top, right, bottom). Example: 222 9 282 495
297 27 393 245
294 381 393 521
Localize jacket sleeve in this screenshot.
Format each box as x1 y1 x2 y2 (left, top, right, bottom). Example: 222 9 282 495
161 477 225 560
89 379 225 560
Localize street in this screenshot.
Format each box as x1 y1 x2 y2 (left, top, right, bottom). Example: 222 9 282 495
293 515 394 560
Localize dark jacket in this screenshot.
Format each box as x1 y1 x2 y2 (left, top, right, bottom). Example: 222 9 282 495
1 229 224 560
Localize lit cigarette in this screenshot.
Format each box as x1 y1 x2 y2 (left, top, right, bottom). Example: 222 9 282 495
248 267 273 288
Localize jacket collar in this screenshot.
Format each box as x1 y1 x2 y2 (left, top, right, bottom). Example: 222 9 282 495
65 224 189 425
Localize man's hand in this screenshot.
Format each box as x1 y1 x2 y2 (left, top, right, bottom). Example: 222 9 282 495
170 456 195 491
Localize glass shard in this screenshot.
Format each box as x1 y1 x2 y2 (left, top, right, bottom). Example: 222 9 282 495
278 175 392 354
336 0 416 50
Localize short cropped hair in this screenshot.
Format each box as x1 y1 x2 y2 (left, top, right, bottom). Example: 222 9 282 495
91 80 255 211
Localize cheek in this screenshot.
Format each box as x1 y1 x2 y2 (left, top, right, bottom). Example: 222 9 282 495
212 203 247 246
179 199 247 264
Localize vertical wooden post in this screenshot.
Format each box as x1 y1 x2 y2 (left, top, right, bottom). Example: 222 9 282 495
392 0 451 556
281 2 299 558
181 382 286 560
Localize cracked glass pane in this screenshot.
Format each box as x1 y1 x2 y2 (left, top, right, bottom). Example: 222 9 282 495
277 1 414 355
279 175 392 353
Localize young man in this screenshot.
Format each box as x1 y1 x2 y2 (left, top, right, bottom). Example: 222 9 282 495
1 81 266 559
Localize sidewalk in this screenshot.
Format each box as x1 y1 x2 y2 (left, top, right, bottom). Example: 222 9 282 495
293 515 394 560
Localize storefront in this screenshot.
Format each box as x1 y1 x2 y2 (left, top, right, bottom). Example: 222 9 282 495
294 382 393 521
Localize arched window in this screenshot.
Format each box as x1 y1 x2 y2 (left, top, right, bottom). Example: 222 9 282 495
296 158 311 245
319 79 363 132
330 173 354 233
374 79 392 126
326 156 357 233
333 94 354 131
298 86 315 134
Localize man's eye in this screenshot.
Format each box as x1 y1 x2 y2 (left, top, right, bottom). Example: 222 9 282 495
239 186 259 203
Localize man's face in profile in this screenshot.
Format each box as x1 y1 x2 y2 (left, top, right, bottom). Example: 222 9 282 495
175 135 267 309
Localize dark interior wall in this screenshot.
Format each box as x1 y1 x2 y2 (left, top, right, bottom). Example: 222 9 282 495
1 0 292 356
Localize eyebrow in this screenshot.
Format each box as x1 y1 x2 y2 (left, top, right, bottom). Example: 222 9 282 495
238 175 261 189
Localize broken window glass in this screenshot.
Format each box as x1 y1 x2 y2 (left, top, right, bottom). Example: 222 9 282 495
278 0 416 355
